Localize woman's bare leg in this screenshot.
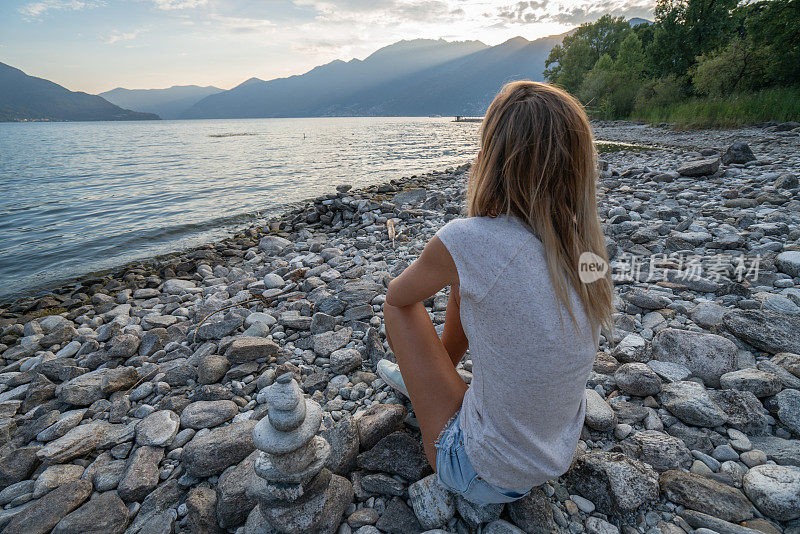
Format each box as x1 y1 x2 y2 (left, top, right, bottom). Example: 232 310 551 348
383 301 468 468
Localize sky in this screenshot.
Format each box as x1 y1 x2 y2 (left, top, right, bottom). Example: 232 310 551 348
0 0 655 94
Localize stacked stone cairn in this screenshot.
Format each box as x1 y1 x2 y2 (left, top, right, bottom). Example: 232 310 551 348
245 372 353 534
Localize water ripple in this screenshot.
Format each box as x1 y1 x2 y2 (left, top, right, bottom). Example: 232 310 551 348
0 117 480 299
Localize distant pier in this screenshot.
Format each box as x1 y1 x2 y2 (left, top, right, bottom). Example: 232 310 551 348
454 116 482 122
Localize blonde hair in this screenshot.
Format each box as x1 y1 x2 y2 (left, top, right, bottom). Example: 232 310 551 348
467 80 613 335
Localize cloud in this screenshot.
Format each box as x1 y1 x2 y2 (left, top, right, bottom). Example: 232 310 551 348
150 0 207 9
495 0 652 27
104 29 144 44
18 0 104 20
207 15 274 34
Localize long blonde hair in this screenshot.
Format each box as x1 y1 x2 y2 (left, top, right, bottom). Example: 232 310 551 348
467 80 613 335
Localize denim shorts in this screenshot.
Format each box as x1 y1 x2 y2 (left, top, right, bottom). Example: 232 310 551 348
434 409 531 505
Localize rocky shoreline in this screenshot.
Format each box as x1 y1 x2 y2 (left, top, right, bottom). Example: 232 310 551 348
0 121 799 534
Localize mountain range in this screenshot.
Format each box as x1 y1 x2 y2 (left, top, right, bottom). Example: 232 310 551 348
100 85 223 119
180 34 566 119
4 20 653 122
0 62 158 122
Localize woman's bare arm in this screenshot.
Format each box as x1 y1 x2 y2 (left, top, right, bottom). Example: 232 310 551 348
385 236 458 307
442 285 468 366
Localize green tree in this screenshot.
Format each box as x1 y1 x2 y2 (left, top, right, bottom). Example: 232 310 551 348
738 0 800 86
635 74 687 109
615 33 646 79
544 15 632 92
648 0 739 76
579 54 640 118
692 38 771 95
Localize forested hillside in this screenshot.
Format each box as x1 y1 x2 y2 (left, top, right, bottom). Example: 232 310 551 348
544 0 799 126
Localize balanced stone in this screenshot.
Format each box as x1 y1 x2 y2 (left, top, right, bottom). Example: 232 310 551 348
248 373 352 534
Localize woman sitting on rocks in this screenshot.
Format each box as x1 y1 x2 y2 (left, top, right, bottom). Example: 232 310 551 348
377 80 614 505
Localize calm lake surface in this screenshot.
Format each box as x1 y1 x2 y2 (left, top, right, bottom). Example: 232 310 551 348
0 117 480 300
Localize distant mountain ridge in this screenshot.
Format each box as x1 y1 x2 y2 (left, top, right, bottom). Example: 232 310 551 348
0 62 158 122
100 85 223 119
181 35 565 118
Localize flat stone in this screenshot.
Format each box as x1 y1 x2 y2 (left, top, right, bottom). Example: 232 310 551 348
484 519 526 534
357 431 431 481
56 369 110 406
184 484 220 534
708 389 770 435
259 235 292 256
36 409 86 442
0 446 40 487
611 334 648 363
313 327 352 356
118 445 164 502
677 157 720 177
651 329 737 387
2 479 92 534
408 473 456 530
647 360 691 383
719 369 782 397
749 436 800 466
360 473 405 496
215 451 258 530
183 420 257 477
506 487 556 534
586 517 620 534
255 472 353 534
772 352 800 378
660 381 727 427
355 403 407 450
52 491 129 534
225 337 279 363
180 400 238 429
253 399 321 455
774 388 800 434
565 451 659 514
584 389 617 431
375 497 422 533
37 422 107 464
32 464 84 498
322 413 359 475
723 309 800 354
659 470 753 523
681 510 764 534
126 479 181 534
615 363 662 396
136 410 180 446
742 464 800 521
775 251 800 277
329 348 362 375
618 430 692 472
162 278 196 294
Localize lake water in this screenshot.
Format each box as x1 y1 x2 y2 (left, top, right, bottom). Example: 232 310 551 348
0 117 480 301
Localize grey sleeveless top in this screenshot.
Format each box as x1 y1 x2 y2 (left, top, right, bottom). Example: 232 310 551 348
436 214 597 489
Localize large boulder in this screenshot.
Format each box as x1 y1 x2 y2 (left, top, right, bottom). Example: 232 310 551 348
408 474 456 530
356 431 431 481
660 381 727 427
723 309 800 354
617 430 692 472
3 479 92 534
565 451 659 514
742 464 800 521
659 470 753 523
677 158 720 177
651 329 737 387
52 491 130 534
183 421 257 478
721 142 756 165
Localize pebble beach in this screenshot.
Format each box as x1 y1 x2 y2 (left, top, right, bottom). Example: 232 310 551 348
0 120 799 534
